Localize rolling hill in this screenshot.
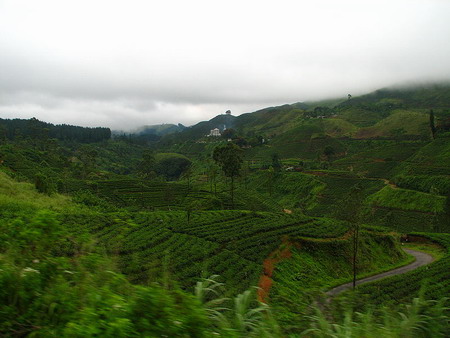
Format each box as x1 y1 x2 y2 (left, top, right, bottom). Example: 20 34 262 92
0 82 449 336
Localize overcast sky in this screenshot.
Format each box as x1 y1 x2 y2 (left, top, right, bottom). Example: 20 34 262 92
1 0 450 130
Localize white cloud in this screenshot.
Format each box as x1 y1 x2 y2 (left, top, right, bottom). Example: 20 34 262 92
0 0 449 129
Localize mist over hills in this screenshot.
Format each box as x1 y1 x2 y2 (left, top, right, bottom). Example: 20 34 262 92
0 81 449 336
156 83 450 145
1 0 450 334
115 123 187 137
2 83 449 145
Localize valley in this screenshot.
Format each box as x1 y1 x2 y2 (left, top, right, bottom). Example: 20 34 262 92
0 84 449 336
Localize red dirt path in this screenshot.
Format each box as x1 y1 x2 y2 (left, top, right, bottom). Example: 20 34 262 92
257 240 295 303
257 231 354 303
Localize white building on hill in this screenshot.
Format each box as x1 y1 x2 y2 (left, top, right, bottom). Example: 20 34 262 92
208 128 221 137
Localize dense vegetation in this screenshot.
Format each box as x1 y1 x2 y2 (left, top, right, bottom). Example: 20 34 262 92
1 84 449 336
0 117 111 143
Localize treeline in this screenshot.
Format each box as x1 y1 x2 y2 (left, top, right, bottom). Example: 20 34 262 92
0 117 111 143
113 133 161 145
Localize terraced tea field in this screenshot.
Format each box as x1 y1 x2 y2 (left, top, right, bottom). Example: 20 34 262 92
77 210 351 294
307 175 384 217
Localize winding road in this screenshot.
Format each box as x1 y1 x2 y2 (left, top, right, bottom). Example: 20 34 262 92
326 248 434 297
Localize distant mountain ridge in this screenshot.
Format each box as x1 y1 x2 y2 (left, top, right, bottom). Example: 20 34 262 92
158 83 450 145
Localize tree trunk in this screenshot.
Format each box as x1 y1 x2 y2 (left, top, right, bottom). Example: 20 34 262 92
352 225 359 289
231 176 234 209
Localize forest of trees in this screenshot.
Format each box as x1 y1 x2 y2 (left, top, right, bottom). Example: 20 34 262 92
0 118 111 143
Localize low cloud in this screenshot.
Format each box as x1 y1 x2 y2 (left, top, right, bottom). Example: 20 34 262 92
1 0 450 129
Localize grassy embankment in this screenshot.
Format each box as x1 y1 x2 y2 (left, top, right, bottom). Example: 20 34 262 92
266 230 409 329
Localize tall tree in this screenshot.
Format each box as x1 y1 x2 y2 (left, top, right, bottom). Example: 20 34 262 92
241 160 250 191
138 150 156 178
323 145 335 162
271 153 282 171
78 145 98 179
334 183 364 289
0 124 6 143
207 161 218 195
267 166 275 196
181 165 193 193
212 143 243 208
429 109 437 140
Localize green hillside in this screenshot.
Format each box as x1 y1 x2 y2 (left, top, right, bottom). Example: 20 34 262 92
132 123 186 136
0 169 422 337
394 137 450 176
355 110 429 138
367 186 446 213
270 231 408 329
332 232 450 325
1 83 450 336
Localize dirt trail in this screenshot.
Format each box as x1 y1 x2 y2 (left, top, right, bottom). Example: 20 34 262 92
257 232 355 303
258 241 294 302
326 248 434 297
380 178 398 189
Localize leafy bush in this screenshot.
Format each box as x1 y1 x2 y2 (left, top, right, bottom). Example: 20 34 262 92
155 153 192 180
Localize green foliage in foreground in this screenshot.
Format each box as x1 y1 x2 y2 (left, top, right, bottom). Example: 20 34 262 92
0 208 448 337
0 210 208 337
0 190 280 337
305 296 449 338
303 234 450 337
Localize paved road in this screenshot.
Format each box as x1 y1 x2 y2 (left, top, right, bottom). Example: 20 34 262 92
326 249 434 297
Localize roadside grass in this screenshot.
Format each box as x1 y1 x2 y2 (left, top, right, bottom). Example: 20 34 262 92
304 295 450 338
403 242 446 261
268 231 408 328
344 247 416 286
331 233 450 314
